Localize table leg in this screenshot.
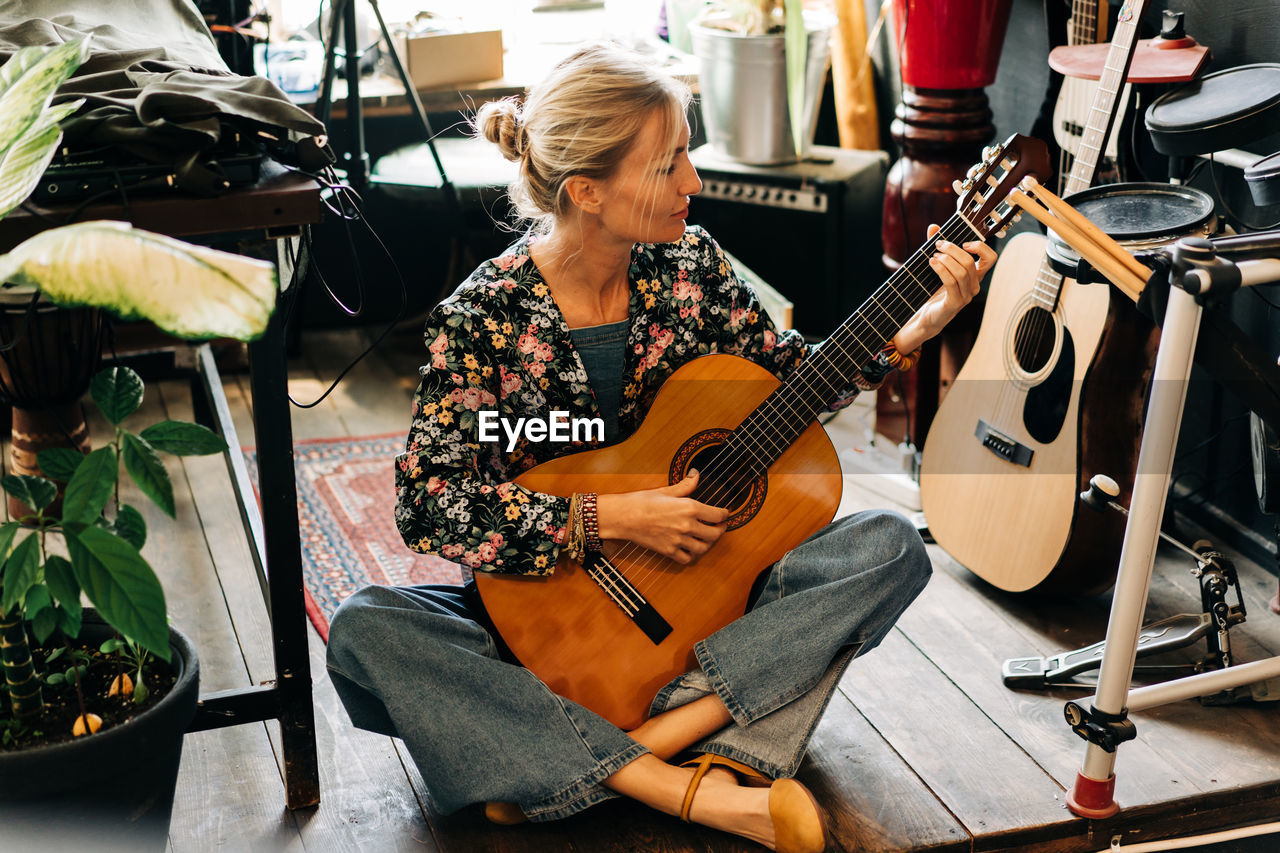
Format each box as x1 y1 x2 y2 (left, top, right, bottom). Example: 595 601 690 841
248 298 321 809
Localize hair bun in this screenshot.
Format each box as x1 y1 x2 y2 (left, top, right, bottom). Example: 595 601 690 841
477 97 526 162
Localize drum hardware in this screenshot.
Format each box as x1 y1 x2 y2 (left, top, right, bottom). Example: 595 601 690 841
1244 151 1280 207
1003 476 1246 701
1044 182 1218 283
1145 63 1280 182
1249 354 1280 615
1055 229 1280 818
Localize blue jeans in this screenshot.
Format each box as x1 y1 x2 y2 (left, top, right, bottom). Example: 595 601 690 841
326 509 931 820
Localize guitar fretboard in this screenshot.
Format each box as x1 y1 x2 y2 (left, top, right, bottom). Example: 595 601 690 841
1034 0 1147 310
710 213 979 482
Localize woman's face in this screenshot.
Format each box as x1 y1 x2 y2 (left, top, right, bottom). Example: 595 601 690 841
595 109 702 245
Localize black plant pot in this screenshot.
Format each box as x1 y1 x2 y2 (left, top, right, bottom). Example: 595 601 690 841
0 612 199 851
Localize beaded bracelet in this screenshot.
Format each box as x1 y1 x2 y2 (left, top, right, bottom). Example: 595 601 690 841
564 492 603 563
565 492 585 563
581 492 602 552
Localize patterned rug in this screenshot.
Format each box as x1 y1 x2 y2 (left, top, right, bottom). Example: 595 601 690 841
244 433 463 641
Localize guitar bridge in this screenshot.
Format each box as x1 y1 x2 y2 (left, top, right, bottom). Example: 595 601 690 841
975 419 1033 468
584 552 673 645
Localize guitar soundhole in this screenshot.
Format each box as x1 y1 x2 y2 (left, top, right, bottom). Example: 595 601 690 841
670 429 767 531
1012 307 1057 374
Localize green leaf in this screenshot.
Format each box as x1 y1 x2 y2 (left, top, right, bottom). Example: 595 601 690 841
1 474 57 514
36 447 86 482
65 525 169 661
0 221 278 342
784 0 806 158
139 420 228 456
90 366 144 425
1 534 39 616
57 605 82 639
133 678 149 705
45 646 65 664
27 585 55 643
122 434 174 518
45 672 64 686
0 40 88 167
0 521 19 559
43 555 81 620
61 445 117 526
0 101 80 221
112 504 147 550
99 637 125 654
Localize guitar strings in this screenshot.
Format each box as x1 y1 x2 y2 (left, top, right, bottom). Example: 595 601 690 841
606 215 981 592
610 220 970 593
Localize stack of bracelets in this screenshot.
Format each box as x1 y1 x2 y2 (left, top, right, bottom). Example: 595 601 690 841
565 491 604 563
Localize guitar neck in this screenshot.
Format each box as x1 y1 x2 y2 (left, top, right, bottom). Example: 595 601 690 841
1068 0 1103 47
1062 0 1147 195
730 213 975 468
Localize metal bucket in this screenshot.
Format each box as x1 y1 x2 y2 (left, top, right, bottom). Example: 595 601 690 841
690 12 835 165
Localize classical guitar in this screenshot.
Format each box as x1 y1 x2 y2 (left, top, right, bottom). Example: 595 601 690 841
919 0 1153 595
473 135 1050 730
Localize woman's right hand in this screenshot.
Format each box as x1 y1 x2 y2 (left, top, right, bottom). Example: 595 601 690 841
595 470 730 565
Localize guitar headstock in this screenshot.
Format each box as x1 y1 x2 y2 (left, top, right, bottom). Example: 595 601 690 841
952 134 1051 240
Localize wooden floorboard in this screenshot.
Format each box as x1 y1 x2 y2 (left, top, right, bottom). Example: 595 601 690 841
140 329 1280 852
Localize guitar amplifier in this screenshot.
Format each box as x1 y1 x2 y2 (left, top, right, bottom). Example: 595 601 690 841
687 144 888 339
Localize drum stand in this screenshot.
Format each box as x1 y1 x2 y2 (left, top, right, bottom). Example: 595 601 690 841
1002 532 1247 695
1052 232 1280 818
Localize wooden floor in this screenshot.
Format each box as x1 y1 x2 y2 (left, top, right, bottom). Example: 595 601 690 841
148 327 1280 852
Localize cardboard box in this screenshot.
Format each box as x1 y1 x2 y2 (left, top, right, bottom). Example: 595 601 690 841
396 28 503 90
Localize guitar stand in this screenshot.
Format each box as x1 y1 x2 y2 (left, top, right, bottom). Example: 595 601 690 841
1003 537 1247 698
1047 231 1280 819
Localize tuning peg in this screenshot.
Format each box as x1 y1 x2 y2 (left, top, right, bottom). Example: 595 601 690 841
951 180 965 195
966 164 982 180
996 227 1010 238
982 146 996 161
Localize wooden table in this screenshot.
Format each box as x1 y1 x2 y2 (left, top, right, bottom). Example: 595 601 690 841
0 163 327 809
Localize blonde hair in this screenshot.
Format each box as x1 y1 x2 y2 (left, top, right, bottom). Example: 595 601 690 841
474 42 692 233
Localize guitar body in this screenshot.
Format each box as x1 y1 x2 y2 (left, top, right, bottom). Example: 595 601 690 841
473 354 842 730
1053 75 1130 166
920 233 1154 594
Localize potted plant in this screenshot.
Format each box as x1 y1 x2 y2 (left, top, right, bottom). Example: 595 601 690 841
0 39 278 845
688 0 837 164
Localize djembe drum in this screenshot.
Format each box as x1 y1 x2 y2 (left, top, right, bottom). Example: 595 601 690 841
0 286 103 519
878 0 1016 445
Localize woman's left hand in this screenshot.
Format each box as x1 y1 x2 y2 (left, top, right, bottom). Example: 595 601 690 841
892 223 998 354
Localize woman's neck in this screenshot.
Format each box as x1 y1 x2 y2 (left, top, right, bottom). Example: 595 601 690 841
531 223 633 329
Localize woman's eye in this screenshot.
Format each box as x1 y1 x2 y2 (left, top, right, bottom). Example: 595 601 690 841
663 163 677 175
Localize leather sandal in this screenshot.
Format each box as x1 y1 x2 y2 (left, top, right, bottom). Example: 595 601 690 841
483 801 527 825
680 752 774 789
679 754 826 853
768 778 827 853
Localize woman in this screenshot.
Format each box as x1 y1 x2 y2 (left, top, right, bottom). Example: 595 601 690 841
327 43 995 852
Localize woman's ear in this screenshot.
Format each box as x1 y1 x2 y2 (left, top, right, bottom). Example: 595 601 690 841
564 175 603 215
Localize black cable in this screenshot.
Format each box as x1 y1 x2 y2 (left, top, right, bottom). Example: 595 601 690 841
280 166 410 410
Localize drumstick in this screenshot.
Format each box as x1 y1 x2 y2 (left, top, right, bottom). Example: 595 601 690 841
1021 177 1153 283
1007 186 1146 302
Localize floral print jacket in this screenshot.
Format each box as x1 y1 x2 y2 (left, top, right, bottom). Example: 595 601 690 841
394 226 869 576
